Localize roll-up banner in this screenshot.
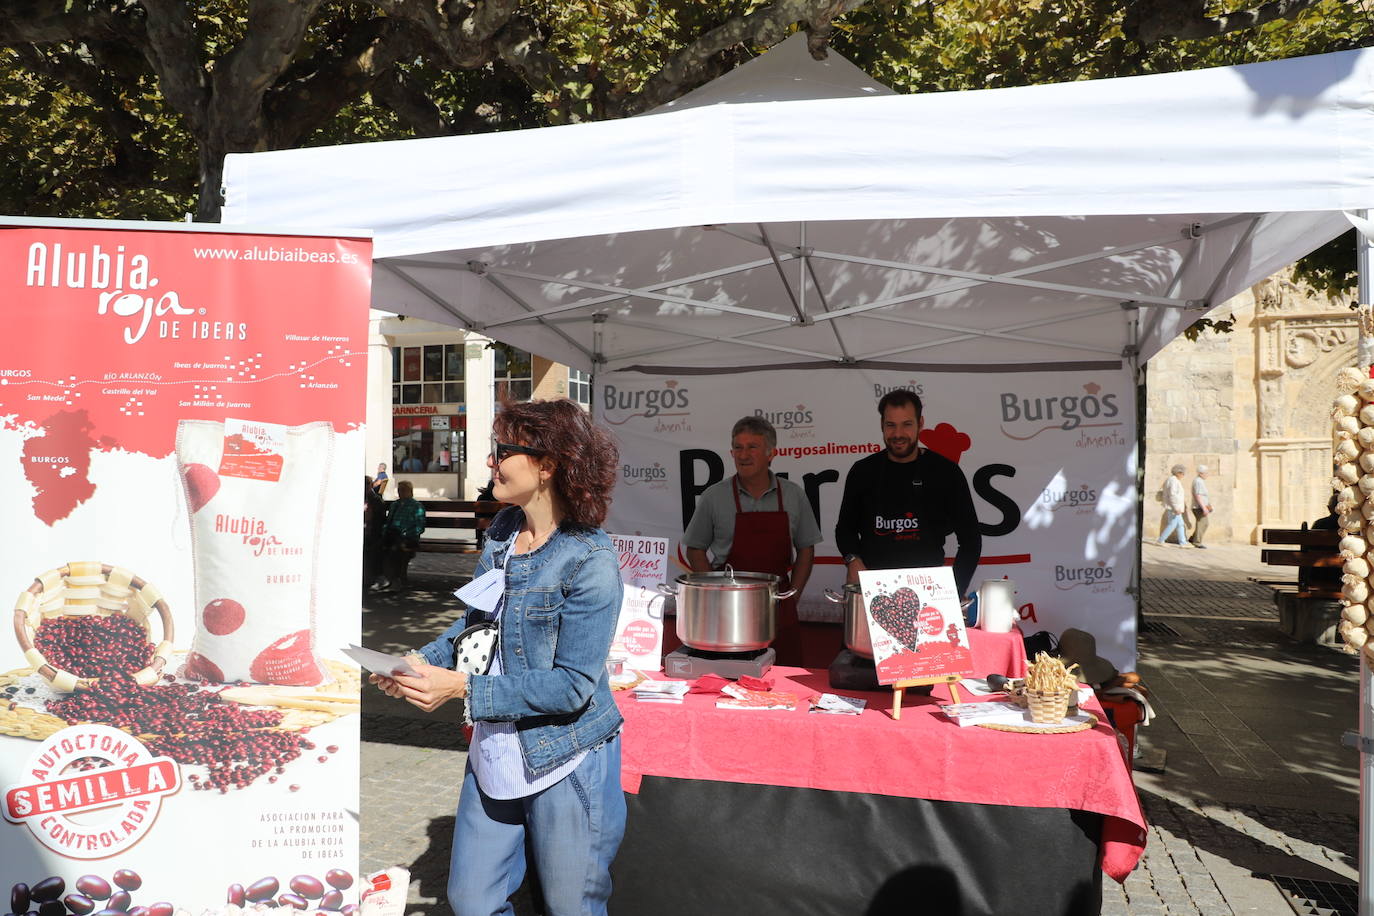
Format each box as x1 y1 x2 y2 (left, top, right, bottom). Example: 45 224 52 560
600 366 1139 669
0 221 371 911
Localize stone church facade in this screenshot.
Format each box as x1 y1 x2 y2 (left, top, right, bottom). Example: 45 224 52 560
1145 273 1352 544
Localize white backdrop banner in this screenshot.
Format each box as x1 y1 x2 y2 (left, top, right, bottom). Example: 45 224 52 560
600 366 1140 670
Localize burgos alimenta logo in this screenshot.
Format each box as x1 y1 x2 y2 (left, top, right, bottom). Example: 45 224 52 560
601 380 692 433
1054 561 1115 592
4 724 180 857
999 381 1124 448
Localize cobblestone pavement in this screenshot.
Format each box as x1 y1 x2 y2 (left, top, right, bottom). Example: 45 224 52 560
360 544 1361 915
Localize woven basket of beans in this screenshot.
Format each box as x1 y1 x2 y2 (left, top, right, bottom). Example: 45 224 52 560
13 561 175 692
1025 688 1073 725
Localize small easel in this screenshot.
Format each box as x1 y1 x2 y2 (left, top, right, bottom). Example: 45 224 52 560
891 675 963 720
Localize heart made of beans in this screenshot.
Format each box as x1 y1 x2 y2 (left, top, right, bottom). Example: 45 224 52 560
867 587 923 651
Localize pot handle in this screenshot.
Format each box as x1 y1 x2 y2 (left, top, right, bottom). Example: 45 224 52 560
656 583 679 597
823 588 845 603
775 587 798 600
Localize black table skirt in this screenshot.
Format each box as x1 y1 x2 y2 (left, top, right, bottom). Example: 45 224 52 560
610 776 1103 916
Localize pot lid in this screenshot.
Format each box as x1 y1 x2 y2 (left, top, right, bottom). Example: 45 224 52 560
675 568 780 589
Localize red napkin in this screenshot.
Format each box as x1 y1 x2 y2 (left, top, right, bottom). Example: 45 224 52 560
737 675 774 692
689 673 730 694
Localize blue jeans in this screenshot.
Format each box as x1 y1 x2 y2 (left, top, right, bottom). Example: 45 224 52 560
448 735 626 916
1158 511 1187 544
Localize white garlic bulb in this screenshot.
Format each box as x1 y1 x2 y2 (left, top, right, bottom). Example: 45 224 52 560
1340 415 1363 436
1362 453 1374 474
1348 623 1369 649
1361 404 1374 426
1345 579 1370 603
1338 440 1362 462
1346 557 1371 579
1341 512 1365 533
1338 367 1367 391
1344 603 1370 627
1335 394 1361 417
1361 428 1374 448
1359 378 1374 401
1343 536 1369 559
1359 475 1374 495
1363 501 1374 520
1339 463 1363 484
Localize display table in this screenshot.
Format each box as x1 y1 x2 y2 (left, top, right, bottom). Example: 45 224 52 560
609 633 1146 916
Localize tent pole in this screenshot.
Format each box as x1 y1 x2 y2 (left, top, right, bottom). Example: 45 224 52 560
1357 211 1373 916
591 314 606 422
1124 304 1144 652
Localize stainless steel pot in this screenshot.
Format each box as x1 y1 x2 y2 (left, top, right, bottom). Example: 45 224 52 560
657 565 796 652
824 583 874 659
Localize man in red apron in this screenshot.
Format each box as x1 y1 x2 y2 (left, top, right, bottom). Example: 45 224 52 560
683 416 822 665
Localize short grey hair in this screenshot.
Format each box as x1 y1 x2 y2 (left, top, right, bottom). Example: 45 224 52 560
1196 464 1209 474
1171 463 1187 475
732 415 777 450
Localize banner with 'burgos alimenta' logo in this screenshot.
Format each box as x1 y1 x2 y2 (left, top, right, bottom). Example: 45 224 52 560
0 223 371 910
601 365 1140 670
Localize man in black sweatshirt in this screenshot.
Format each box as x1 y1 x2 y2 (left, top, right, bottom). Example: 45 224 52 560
834 389 982 596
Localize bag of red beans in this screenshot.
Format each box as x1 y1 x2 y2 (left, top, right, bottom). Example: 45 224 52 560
175 418 333 685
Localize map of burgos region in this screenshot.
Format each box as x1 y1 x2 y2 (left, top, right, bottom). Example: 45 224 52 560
0 227 372 524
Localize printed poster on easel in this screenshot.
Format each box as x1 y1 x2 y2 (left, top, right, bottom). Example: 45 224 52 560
857 567 974 686
607 534 668 671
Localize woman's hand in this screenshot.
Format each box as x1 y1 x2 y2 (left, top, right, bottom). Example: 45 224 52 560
371 660 469 713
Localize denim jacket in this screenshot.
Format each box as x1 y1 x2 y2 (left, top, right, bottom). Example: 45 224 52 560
418 507 625 776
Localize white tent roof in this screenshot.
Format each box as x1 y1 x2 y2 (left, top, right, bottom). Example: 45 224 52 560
222 45 1374 372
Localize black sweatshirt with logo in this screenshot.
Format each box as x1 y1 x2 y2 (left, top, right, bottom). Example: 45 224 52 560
834 448 983 595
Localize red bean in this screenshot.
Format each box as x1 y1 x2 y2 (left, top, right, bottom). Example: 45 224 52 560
94 909 126 916
127 908 150 916
147 903 173 916
37 900 65 916
12 883 30 913
319 889 344 911
277 893 308 910
246 878 280 903
227 884 246 907
107 891 131 912
63 895 96 915
324 870 353 891
75 877 111 901
112 871 141 893
340 905 358 916
30 879 64 903
289 877 324 899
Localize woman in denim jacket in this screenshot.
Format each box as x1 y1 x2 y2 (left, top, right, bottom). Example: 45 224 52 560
371 399 625 916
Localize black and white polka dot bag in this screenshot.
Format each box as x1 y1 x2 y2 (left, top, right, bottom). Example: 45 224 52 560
451 621 498 676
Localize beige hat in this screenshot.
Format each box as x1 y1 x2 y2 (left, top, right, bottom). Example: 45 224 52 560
1057 628 1118 688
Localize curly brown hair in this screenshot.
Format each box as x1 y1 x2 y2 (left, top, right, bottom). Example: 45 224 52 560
494 398 619 528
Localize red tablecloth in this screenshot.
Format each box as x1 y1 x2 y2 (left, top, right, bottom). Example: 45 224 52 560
615 655 1147 883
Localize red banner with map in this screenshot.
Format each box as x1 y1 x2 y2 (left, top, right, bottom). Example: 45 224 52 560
0 221 371 911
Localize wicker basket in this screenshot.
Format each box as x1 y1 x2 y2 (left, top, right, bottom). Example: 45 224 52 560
13 561 175 692
1025 688 1072 725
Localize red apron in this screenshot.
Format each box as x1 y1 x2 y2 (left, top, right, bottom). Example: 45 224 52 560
726 476 802 666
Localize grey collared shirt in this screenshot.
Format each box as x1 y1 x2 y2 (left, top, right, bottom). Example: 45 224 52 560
682 473 824 565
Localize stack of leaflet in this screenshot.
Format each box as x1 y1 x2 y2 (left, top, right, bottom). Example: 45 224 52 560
810 693 866 716
633 679 690 704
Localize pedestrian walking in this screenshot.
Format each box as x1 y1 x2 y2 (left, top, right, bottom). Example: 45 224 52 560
1156 464 1189 546
370 398 626 916
1190 465 1213 548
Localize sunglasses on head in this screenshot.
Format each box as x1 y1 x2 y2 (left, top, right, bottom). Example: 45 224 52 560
491 441 544 463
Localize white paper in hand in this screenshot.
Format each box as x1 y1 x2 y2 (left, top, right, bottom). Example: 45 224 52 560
343 644 418 678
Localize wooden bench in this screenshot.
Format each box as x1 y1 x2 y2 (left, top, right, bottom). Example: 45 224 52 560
1260 526 1341 599
416 500 506 553
1260 525 1342 645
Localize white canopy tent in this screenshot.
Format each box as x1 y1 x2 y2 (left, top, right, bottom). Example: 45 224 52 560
222 38 1374 375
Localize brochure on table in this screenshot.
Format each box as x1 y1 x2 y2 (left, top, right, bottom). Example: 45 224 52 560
608 534 668 671
857 567 975 685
